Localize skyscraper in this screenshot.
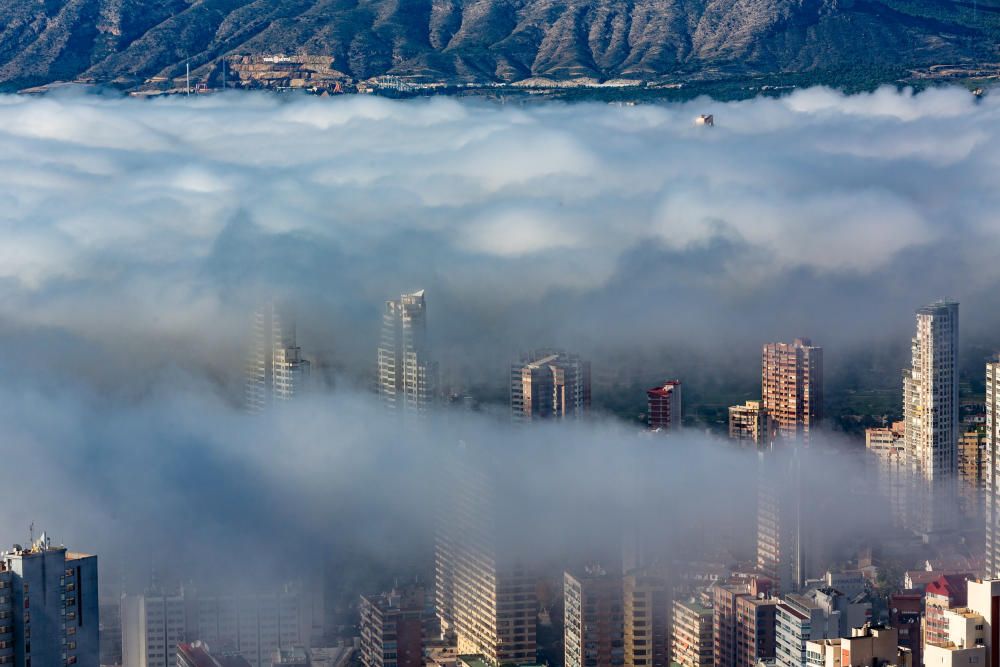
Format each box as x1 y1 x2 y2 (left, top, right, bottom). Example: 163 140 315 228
761 339 823 445
728 400 771 447
434 446 537 666
985 361 1000 576
671 598 712 667
564 567 624 667
360 586 425 667
865 421 907 528
510 350 590 422
646 381 682 432
623 572 670 667
756 451 803 595
903 300 959 536
0 536 100 667
246 302 310 413
377 291 437 416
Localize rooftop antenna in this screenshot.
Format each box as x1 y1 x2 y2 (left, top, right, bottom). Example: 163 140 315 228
186 61 191 96
28 522 33 547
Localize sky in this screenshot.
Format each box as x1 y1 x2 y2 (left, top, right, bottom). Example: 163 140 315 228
0 86 994 593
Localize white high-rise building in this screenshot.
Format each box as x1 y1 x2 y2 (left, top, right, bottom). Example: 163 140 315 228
903 301 959 535
985 362 1000 577
246 302 310 413
121 586 311 667
377 291 437 416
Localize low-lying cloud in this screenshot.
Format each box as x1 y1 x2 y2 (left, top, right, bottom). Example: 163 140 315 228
0 85 994 594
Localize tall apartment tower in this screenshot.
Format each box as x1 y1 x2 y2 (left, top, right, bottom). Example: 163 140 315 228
0 537 100 667
623 573 670 667
985 361 1000 576
360 587 425 667
865 421 907 528
120 590 187 667
246 302 310 413
511 350 591 422
564 567 624 667
761 339 823 445
756 451 804 595
729 400 771 448
434 447 537 666
377 291 437 416
735 596 777 667
670 599 712 667
712 582 751 667
903 301 959 536
646 381 682 432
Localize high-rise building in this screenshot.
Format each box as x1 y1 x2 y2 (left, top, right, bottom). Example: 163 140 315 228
987 362 1000 577
623 573 669 667
865 421 907 528
246 302 310 413
434 448 537 666
959 428 987 520
0 536 100 667
735 595 777 667
903 301 959 535
121 590 187 667
646 381 681 432
729 401 771 447
564 567 624 667
100 600 123 667
757 452 803 595
712 582 750 667
510 351 590 422
761 339 823 445
775 594 829 667
670 599 712 667
360 587 424 667
377 291 437 416
122 586 311 667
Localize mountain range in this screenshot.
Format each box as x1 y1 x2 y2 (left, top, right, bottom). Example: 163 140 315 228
1 0 998 91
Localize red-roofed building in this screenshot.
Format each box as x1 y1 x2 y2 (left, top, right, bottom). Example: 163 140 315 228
925 574 972 650
647 381 682 432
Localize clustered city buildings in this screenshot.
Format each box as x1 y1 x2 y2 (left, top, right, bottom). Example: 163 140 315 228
32 294 1000 667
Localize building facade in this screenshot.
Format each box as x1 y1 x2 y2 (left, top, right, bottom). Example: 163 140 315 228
0 537 99 667
761 339 823 446
671 599 712 667
729 401 771 448
865 422 907 528
245 302 310 412
623 573 669 667
646 381 682 432
377 290 437 416
988 362 1000 577
735 596 777 667
564 567 624 667
511 351 591 422
360 587 425 667
903 301 959 536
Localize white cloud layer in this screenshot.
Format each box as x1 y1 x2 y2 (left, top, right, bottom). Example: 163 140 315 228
0 87 997 384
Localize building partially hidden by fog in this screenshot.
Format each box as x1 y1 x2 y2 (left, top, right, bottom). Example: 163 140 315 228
646 381 682 432
761 339 823 446
985 360 1000 577
510 350 591 422
564 566 623 667
434 446 537 666
246 302 310 413
360 586 425 667
0 535 99 667
902 300 959 537
865 421 907 528
377 291 437 417
122 585 313 667
728 400 771 447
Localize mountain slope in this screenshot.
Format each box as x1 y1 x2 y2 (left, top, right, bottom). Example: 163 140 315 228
0 0 997 89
